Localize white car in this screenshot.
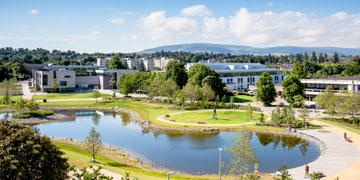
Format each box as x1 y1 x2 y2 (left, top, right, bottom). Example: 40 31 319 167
248 90 255 96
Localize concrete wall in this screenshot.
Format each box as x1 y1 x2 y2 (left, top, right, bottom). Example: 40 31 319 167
55 71 76 88
75 76 100 86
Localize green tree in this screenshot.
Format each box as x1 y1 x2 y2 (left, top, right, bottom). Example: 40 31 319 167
292 61 306 79
298 105 309 129
304 52 309 61
109 76 116 89
224 132 259 179
255 72 277 106
108 56 124 69
117 74 135 96
92 86 101 103
292 94 305 108
259 113 265 124
69 166 113 180
201 83 215 108
164 60 188 88
247 105 253 121
84 127 102 162
281 75 305 105
282 106 296 128
0 121 69 180
275 164 293 180
315 86 336 113
332 52 339 63
271 106 282 126
174 89 185 107
161 78 178 103
318 52 325 63
52 78 58 92
183 83 202 104
311 51 317 62
188 64 225 97
347 93 360 118
3 88 11 104
27 98 39 112
15 97 27 113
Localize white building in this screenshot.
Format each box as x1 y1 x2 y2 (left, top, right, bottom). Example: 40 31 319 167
154 57 174 69
301 76 360 100
96 57 111 66
191 63 284 91
141 58 154 71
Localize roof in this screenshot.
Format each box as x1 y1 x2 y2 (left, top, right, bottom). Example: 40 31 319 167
302 76 360 81
201 63 279 73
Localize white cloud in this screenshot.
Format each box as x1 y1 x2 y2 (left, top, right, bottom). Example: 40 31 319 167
220 8 360 47
180 4 212 17
121 34 139 41
140 11 198 40
201 17 228 38
107 18 125 24
29 9 39 15
267 2 274 6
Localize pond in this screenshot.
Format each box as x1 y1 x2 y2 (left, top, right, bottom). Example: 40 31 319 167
0 110 320 174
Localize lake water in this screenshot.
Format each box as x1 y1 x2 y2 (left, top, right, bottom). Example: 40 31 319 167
0 110 320 174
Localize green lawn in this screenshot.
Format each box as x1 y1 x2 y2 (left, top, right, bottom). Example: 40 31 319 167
227 95 256 103
165 110 260 124
53 140 220 180
33 92 111 100
0 96 21 101
36 100 282 131
317 118 360 135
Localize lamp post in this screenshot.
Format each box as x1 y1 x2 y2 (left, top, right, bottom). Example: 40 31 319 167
219 147 223 180
167 171 174 180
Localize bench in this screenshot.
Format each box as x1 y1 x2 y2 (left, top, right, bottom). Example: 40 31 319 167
345 137 353 143
198 122 206 124
169 119 176 122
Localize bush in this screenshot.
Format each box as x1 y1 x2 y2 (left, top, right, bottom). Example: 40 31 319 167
235 91 250 96
11 110 54 119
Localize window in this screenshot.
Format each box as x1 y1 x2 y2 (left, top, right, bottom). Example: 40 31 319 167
43 75 48 86
65 75 71 78
60 81 67 87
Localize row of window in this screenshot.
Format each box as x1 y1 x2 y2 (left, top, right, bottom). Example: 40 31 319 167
219 71 279 77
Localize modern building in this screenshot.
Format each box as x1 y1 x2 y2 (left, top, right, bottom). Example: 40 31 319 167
154 57 173 69
96 57 111 66
33 65 138 92
189 63 284 91
300 76 360 100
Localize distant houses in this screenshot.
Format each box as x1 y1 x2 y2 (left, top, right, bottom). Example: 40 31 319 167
96 57 174 71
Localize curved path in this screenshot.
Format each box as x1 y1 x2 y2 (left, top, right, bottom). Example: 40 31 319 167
287 122 359 180
157 109 263 127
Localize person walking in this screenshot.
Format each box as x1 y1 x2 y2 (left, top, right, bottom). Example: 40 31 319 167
305 164 309 178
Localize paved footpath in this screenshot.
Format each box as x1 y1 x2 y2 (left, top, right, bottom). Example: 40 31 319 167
288 124 359 180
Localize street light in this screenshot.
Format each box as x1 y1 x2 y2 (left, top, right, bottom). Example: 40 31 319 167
219 147 223 180
167 171 174 180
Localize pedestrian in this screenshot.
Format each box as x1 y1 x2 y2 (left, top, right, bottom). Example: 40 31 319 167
344 132 347 139
305 164 309 178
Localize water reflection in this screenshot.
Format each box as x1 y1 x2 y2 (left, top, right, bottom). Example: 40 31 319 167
0 110 320 174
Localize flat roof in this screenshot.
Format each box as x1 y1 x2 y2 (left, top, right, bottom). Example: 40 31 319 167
301 76 360 81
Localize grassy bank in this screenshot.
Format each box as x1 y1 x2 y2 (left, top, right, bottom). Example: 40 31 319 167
38 99 283 131
11 110 54 119
317 118 360 135
165 110 261 124
33 92 111 100
227 95 256 103
53 140 224 180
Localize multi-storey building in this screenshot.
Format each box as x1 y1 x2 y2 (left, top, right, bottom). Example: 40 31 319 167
300 76 360 100
96 57 111 66
188 63 284 91
153 57 173 69
141 58 154 71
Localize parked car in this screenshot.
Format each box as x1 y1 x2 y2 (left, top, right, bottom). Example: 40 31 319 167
248 90 255 96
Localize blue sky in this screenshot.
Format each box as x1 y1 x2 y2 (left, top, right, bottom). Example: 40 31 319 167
1 0 360 53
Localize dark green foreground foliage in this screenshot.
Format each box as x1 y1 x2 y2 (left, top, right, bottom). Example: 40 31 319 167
0 120 69 180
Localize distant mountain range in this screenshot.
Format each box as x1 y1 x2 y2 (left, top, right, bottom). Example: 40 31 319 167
141 43 360 56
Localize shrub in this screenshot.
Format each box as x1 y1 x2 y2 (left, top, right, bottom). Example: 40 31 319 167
11 110 54 119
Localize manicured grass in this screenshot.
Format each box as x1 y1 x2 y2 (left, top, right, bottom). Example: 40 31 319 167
11 110 54 119
227 95 256 103
33 92 111 100
317 118 360 135
38 100 283 131
165 110 261 124
0 96 21 101
53 140 221 180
